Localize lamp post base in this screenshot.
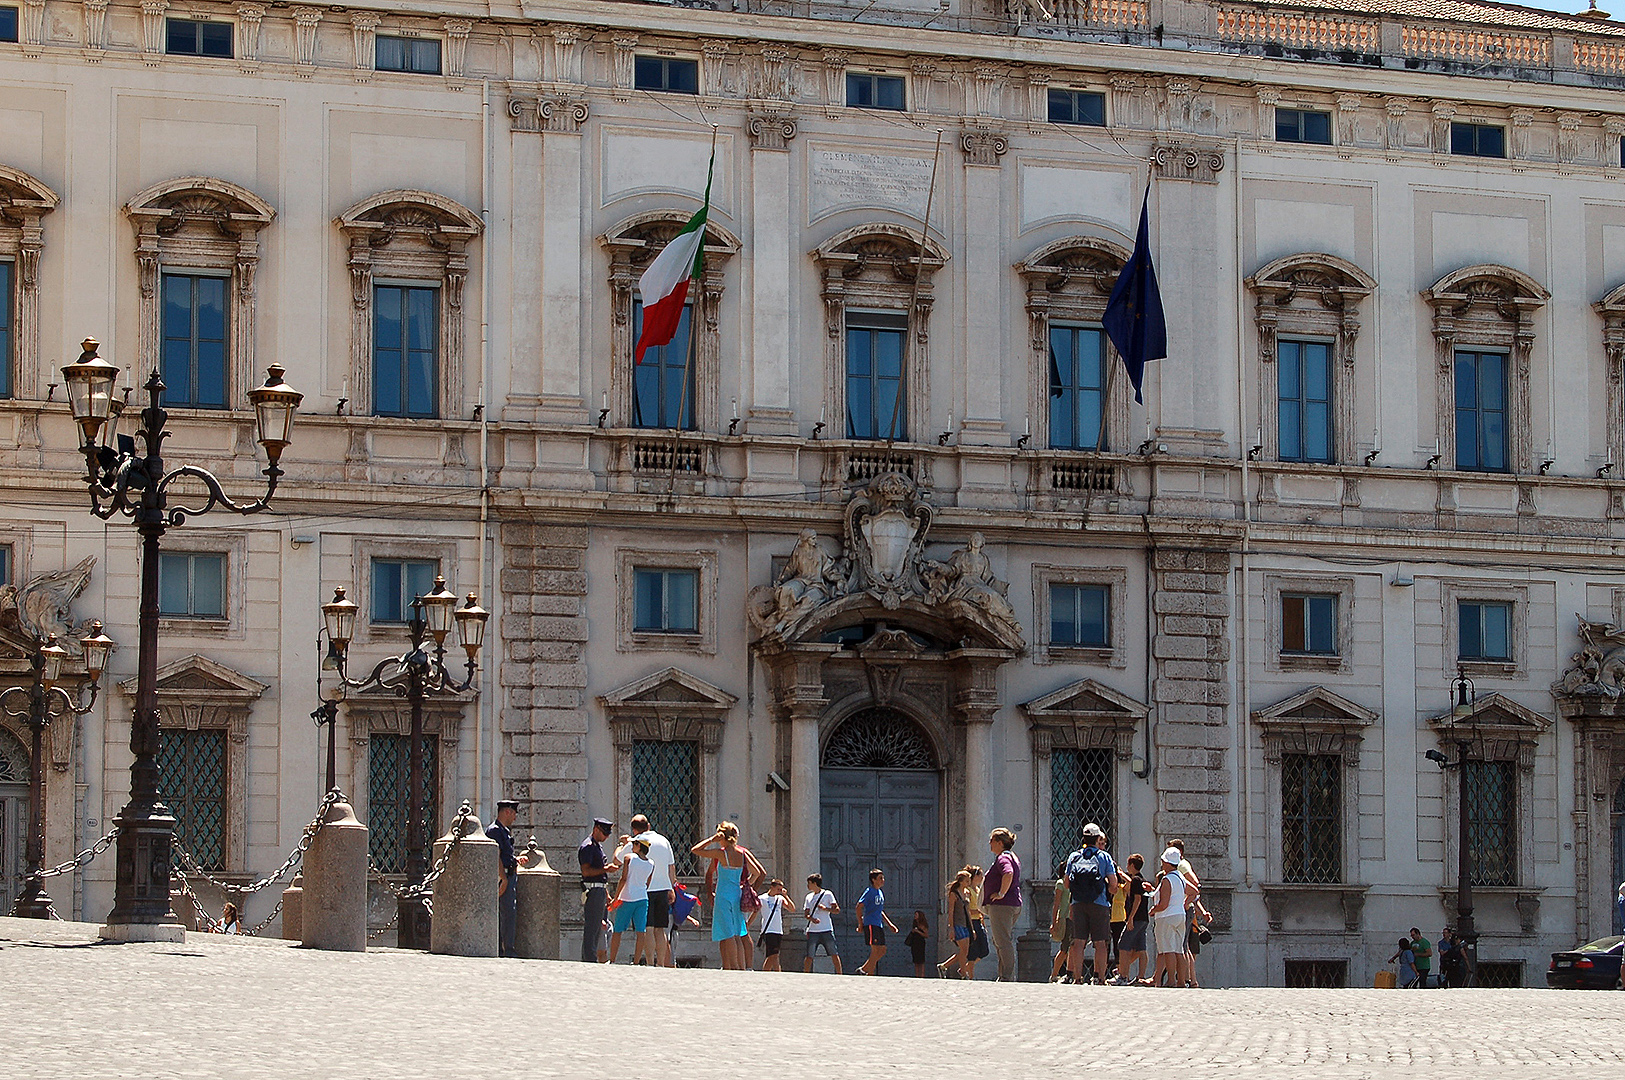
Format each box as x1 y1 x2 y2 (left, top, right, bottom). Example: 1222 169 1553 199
9 880 55 920
98 921 186 943
397 894 432 950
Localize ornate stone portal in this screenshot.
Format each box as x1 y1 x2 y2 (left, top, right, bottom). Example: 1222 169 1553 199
1554 614 1625 940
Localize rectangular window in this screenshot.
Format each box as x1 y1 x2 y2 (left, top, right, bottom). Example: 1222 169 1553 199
1277 339 1333 463
1275 109 1333 145
0 544 10 585
166 18 233 58
1458 600 1512 662
634 568 698 633
161 273 228 409
1474 960 1524 988
158 553 225 618
371 558 439 624
633 55 699 94
847 72 906 111
1048 325 1106 451
157 728 227 869
1281 753 1341 884
1050 747 1113 873
1454 351 1507 472
0 7 16 43
1047 89 1105 126
845 311 907 440
1465 759 1516 886
632 739 701 877
1281 593 1337 656
368 732 438 875
632 300 695 430
1050 583 1109 648
0 260 11 399
375 35 442 74
1451 122 1506 159
1284 959 1348 988
373 284 439 418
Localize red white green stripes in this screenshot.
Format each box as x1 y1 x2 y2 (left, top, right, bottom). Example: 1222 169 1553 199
634 149 714 365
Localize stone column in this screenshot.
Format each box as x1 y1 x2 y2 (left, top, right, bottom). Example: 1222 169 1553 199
540 102 586 416
962 721 990 858
301 799 369 952
514 838 561 959
958 131 1008 445
506 92 545 417
428 811 500 958
745 109 796 433
790 707 822 883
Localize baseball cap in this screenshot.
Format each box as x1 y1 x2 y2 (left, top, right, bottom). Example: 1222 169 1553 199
1160 847 1182 866
1081 823 1104 840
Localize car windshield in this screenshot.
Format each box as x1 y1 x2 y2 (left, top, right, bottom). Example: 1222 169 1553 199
1575 936 1623 953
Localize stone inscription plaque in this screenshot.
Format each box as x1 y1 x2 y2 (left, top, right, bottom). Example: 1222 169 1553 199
809 147 934 221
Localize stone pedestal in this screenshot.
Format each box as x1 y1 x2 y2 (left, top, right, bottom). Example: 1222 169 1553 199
280 872 303 940
302 800 369 952
1017 928 1051 983
428 810 499 957
777 927 807 973
514 838 561 959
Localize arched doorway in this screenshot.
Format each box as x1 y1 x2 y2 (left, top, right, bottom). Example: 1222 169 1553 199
1613 779 1625 935
820 707 939 975
0 728 30 913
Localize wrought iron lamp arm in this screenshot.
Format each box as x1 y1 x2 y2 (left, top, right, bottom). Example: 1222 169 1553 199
157 462 283 525
0 680 101 724
81 452 141 521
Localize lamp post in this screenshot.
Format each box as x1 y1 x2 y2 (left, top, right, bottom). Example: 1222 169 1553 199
319 579 487 948
1426 667 1479 987
61 338 302 938
2 625 115 918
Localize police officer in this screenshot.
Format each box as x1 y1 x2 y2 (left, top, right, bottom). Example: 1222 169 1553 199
486 799 520 957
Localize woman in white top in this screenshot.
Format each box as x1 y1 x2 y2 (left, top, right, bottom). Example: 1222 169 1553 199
1150 847 1196 987
608 836 656 963
218 901 241 935
750 879 792 971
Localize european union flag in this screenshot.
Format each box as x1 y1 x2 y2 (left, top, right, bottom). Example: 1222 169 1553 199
1101 190 1167 405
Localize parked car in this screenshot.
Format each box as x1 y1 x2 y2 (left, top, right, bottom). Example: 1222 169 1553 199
1546 936 1624 990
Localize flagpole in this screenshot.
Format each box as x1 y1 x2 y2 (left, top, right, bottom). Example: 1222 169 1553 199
886 128 944 446
670 125 718 491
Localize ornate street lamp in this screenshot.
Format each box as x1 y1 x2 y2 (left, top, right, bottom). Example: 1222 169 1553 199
2 624 115 918
321 578 486 948
63 339 301 938
1426 666 1479 987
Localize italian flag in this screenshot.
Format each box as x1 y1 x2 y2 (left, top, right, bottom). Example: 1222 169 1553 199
634 149 714 365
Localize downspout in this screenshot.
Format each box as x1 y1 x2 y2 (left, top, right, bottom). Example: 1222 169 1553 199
478 78 492 815
1233 134 1254 887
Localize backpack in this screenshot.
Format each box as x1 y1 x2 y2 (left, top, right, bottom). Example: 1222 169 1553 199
1065 848 1105 905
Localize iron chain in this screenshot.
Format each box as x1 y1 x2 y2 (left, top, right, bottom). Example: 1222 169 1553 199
400 800 474 910
171 788 346 897
367 852 403 896
28 824 120 881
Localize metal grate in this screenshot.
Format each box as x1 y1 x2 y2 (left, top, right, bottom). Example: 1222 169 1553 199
1475 960 1524 988
1284 958 1348 988
822 707 935 770
1050 747 1113 873
1465 759 1516 887
157 728 227 870
368 733 438 876
632 740 702 879
1050 462 1117 492
0 727 27 783
631 441 702 474
1282 753 1342 884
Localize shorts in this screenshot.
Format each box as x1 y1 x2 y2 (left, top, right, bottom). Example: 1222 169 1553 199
968 920 989 961
1118 923 1148 953
611 898 648 934
953 925 971 941
807 930 840 956
1071 901 1113 943
863 925 886 946
646 889 671 929
760 931 782 957
1058 918 1074 949
1153 916 1186 956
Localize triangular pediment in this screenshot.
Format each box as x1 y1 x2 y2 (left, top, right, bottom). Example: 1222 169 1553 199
599 667 737 714
1254 686 1377 727
1428 692 1551 734
1021 678 1147 722
119 654 267 699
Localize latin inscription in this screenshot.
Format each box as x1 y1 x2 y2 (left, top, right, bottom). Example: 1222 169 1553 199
810 148 933 219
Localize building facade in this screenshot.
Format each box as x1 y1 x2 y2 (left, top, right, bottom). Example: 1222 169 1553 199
5 0 1625 983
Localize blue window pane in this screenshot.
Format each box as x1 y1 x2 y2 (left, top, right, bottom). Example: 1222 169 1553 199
410 39 442 74
667 59 699 94
875 327 902 380
375 287 403 349
1303 343 1329 399
1050 584 1077 645
847 329 871 376
1302 111 1332 144
666 571 697 632
159 554 191 615
875 76 906 111
406 288 435 350
372 561 403 622
847 379 873 440
0 8 16 42
376 36 406 71
1278 342 1300 399
1304 403 1331 462
1482 604 1510 660
1078 587 1108 646
191 555 224 617
874 377 901 441
0 261 10 398
1455 354 1477 409
1459 604 1481 659
199 20 232 57
1451 123 1476 155
635 56 663 89
1279 400 1301 460
1479 353 1504 409
404 561 437 610
1482 413 1505 471
166 18 195 53
635 570 662 630
1306 595 1335 653
195 340 227 408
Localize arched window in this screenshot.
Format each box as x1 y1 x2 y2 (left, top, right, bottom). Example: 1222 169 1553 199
0 165 57 400
821 707 937 770
1592 283 1625 473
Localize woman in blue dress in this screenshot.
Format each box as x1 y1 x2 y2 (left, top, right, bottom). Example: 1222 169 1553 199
691 821 764 970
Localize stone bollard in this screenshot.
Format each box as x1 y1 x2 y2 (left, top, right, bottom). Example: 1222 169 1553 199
302 799 369 952
428 807 499 957
280 872 304 941
1016 927 1052 983
514 837 562 959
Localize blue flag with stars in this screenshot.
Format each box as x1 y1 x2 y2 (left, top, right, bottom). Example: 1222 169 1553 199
1101 189 1167 405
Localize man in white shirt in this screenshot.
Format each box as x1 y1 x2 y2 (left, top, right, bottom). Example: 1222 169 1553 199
621 815 677 967
802 872 843 974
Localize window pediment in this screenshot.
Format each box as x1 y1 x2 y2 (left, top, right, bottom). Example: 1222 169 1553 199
1021 678 1144 760
125 176 274 237
0 164 58 224
812 223 948 283
338 189 482 239
1253 685 1376 728
1428 692 1550 771
1247 252 1375 305
599 666 737 717
1424 264 1548 317
117 653 267 702
600 210 741 266
1016 235 1131 295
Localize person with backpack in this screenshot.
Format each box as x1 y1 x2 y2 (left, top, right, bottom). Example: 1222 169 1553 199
1064 822 1118 984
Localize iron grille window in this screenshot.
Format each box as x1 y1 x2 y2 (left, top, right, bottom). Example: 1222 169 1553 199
1455 351 1508 471
161 273 229 408
1050 584 1109 648
1281 593 1337 655
0 727 28 782
1465 758 1516 887
632 740 702 878
375 35 441 74
847 72 905 111
632 300 695 430
1451 122 1505 158
1281 753 1341 884
0 260 11 398
1475 960 1524 988
1050 747 1113 873
374 284 439 418
634 56 699 94
0 543 9 585
158 552 225 618
1277 339 1333 463
1458 601 1512 662
822 707 935 770
368 733 438 875
846 311 907 440
0 7 16 43
1048 89 1105 126
1048 325 1106 450
371 558 439 624
158 728 227 869
166 18 233 57
633 568 698 633
1275 109 1332 145
1284 958 1347 987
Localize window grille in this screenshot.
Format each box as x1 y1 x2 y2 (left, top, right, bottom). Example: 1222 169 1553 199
1465 758 1516 887
1475 960 1524 988
1051 747 1113 873
0 728 28 783
822 708 935 770
158 729 227 869
1282 753 1341 883
633 740 702 879
1284 958 1347 988
368 733 438 875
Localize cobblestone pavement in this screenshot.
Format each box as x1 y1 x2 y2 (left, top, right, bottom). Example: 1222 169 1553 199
1 917 1617 1079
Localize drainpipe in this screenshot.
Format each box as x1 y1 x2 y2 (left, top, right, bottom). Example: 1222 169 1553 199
477 79 492 815
1234 134 1255 888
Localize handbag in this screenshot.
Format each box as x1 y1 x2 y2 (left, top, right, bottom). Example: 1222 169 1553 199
737 855 761 912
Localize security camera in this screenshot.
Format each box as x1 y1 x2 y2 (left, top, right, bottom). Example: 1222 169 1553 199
1425 749 1449 767
766 771 790 793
